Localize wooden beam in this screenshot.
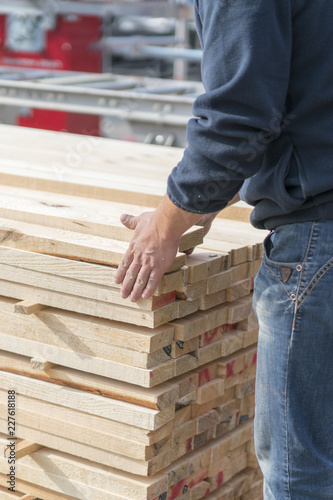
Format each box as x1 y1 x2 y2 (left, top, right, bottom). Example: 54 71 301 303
0 331 176 387
0 261 178 312
0 389 174 446
30 358 57 371
14 301 47 315
0 371 175 430
0 246 183 297
0 217 185 271
4 440 43 460
0 280 180 329
0 351 179 410
0 185 203 251
0 297 175 355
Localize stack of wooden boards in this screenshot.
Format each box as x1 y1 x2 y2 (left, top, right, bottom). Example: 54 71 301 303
0 126 266 500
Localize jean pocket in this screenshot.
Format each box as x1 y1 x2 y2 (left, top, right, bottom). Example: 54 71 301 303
263 231 274 260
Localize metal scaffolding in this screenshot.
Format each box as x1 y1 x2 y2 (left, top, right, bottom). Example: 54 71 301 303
0 67 204 146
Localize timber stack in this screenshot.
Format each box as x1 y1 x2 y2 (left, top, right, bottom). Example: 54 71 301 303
0 126 265 500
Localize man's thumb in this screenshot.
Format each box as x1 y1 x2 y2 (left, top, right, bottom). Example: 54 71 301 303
120 213 138 230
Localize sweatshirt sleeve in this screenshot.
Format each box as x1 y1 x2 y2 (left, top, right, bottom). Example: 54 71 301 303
167 0 292 214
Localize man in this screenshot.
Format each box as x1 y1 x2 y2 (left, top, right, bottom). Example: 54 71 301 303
114 1 333 498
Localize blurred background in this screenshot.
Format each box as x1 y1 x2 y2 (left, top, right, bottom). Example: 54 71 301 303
0 0 204 147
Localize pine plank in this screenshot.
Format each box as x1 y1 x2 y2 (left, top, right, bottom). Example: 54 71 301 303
0 351 178 410
14 300 46 315
177 280 207 301
0 403 170 462
4 440 43 460
0 296 174 354
200 240 253 267
0 332 176 387
0 419 174 476
0 475 77 500
196 363 219 387
0 445 146 496
0 125 253 222
200 289 227 311
196 380 225 406
0 185 203 251
226 280 251 303
0 430 215 499
0 390 173 446
0 261 176 312
190 480 212 500
206 263 249 295
0 280 179 328
0 371 174 430
0 246 183 297
0 487 22 499
0 217 185 272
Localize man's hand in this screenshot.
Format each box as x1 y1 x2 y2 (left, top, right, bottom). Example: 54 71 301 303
114 211 180 302
114 193 241 302
114 195 204 302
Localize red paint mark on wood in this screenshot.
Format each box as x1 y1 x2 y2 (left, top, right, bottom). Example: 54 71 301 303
218 323 228 334
217 471 224 488
152 291 176 310
189 472 207 488
226 360 235 378
252 351 257 365
204 487 211 495
198 367 211 387
147 478 168 500
203 326 219 346
186 437 193 453
150 371 153 378
169 479 187 500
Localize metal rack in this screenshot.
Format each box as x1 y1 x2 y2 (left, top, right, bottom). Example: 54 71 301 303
0 1 194 18
0 67 204 147
0 0 199 81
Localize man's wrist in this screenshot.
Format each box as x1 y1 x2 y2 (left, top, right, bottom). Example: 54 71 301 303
154 195 203 242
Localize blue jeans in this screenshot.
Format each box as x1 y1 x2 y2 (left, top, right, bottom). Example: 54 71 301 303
253 221 333 500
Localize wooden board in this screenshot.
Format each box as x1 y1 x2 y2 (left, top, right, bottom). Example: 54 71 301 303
0 185 203 251
0 125 253 223
0 246 183 297
0 280 180 329
0 351 179 410
0 371 174 430
0 389 173 446
0 261 176 312
0 217 185 271
0 296 174 355
0 475 78 500
0 328 176 387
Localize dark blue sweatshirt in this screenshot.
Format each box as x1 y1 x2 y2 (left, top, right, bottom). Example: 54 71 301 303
167 0 333 230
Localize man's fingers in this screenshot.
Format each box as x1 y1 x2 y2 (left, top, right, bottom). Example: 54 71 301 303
120 213 138 230
129 269 151 302
114 250 134 285
120 262 142 298
142 271 162 299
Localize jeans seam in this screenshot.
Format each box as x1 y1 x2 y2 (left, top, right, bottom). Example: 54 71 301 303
297 258 333 310
286 223 316 498
292 222 316 329
285 329 293 500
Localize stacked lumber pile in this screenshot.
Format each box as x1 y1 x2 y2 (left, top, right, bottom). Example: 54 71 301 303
0 126 265 500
